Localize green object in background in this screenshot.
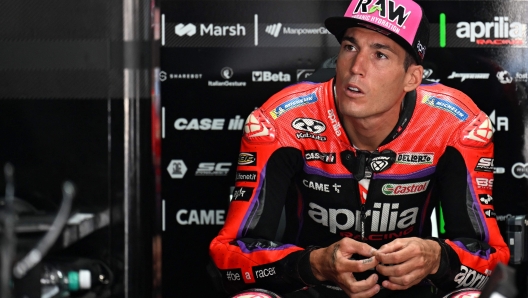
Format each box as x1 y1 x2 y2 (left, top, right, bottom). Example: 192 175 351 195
439 203 446 234
439 13 446 48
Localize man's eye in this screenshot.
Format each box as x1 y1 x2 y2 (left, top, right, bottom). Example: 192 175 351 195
344 45 356 51
376 52 388 59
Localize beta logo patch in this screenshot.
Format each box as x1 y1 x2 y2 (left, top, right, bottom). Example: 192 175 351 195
422 95 468 121
269 93 318 119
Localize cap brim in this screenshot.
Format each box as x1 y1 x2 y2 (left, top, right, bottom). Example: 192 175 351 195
324 16 418 64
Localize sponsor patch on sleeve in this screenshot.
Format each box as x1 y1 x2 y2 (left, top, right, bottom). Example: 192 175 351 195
422 95 468 121
243 109 276 142
460 111 493 147
269 93 318 119
231 187 254 202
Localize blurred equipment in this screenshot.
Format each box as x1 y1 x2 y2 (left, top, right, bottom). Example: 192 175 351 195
507 215 528 264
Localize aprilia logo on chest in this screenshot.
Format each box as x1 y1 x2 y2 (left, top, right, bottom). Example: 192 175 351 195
308 202 418 234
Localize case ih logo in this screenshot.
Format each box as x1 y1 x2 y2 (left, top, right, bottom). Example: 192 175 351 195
353 0 411 27
455 16 527 45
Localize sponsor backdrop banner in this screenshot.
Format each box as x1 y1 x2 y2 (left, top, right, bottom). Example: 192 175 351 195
159 1 528 296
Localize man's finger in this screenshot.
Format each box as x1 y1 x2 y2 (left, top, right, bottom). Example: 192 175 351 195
340 273 380 298
373 245 413 265
381 274 422 291
375 259 416 277
338 256 379 273
341 238 377 257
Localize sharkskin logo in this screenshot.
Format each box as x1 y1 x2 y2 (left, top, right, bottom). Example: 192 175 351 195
175 23 197 36
422 96 468 121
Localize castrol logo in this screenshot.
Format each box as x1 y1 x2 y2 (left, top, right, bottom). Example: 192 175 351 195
382 181 429 196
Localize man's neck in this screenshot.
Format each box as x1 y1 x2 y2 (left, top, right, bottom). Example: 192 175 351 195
343 116 398 151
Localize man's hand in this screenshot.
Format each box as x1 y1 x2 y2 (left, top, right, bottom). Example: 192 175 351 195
310 238 380 298
372 237 441 290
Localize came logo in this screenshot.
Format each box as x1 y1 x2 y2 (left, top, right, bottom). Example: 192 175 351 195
382 181 429 196
252 71 291 82
175 23 196 36
176 209 225 225
291 118 326 134
456 16 527 45
265 23 282 37
512 162 528 179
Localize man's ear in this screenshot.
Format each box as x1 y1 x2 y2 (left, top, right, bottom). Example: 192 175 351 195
403 65 423 92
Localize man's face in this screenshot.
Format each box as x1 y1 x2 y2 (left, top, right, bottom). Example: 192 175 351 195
335 27 411 121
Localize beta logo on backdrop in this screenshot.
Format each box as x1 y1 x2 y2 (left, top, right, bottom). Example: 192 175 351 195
252 71 291 82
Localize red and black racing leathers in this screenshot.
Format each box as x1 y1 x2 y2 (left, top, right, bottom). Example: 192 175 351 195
209 78 510 297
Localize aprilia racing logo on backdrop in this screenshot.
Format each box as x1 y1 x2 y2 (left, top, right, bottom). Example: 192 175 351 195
175 23 246 37
456 16 527 45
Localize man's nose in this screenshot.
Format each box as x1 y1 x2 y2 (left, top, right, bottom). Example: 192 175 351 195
350 51 367 77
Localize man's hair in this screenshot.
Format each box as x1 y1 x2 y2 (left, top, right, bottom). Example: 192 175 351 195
403 51 417 71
